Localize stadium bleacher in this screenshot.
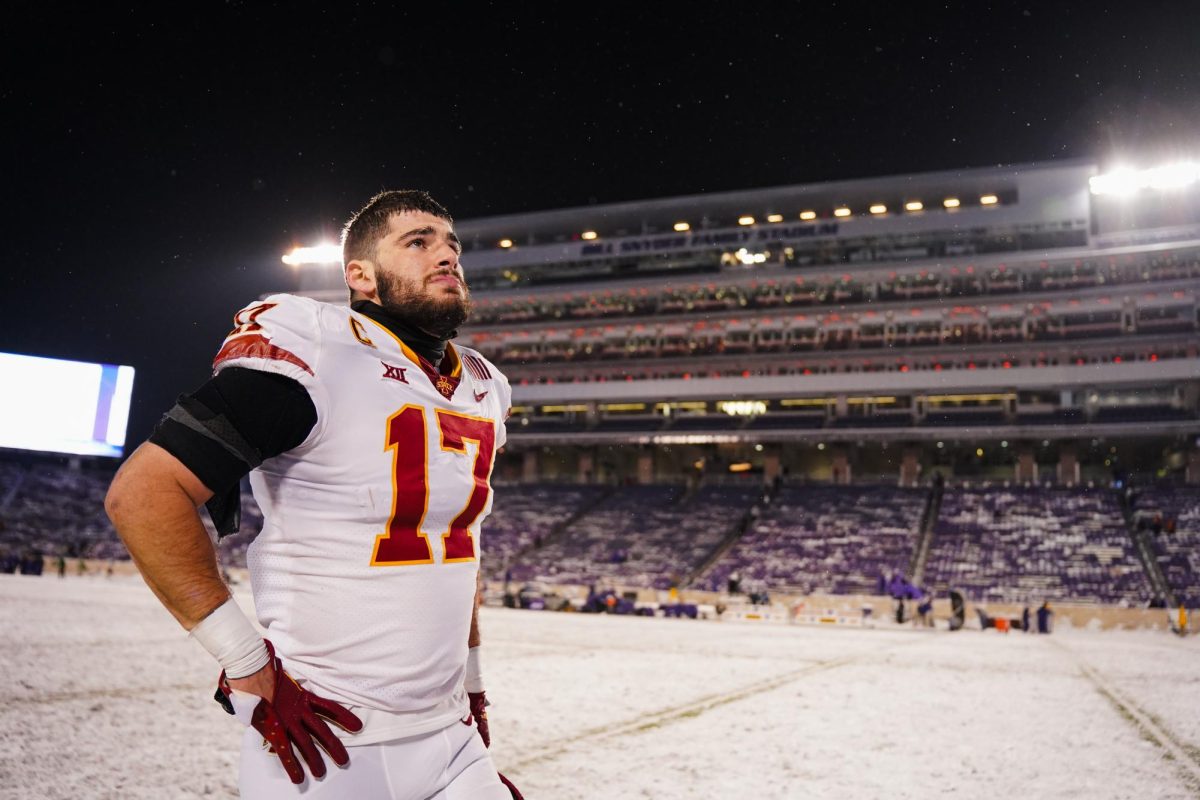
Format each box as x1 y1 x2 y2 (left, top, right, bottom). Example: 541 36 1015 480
507 483 759 590
696 484 926 596
924 486 1151 606
1133 486 1200 608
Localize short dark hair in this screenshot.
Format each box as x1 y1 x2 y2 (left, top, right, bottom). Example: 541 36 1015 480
341 189 453 267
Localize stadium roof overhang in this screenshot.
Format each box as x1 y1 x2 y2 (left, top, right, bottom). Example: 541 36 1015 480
503 419 1200 447
455 159 1096 272
508 358 1200 405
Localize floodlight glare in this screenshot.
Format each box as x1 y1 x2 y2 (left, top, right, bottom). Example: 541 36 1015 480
1146 162 1200 189
943 197 961 208
799 210 817 220
904 200 924 211
282 243 342 266
499 239 514 248
869 204 887 215
1090 161 1200 195
581 231 598 240
766 213 784 223
674 221 691 232
980 194 999 205
833 207 852 218
738 215 756 226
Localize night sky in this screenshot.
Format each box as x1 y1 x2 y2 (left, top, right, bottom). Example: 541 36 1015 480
2 2 1198 448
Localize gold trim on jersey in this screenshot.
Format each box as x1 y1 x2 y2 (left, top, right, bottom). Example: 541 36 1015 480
349 317 377 349
434 409 497 564
370 404 435 567
356 313 464 379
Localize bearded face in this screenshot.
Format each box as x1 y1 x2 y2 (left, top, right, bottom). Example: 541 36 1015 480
375 267 472 338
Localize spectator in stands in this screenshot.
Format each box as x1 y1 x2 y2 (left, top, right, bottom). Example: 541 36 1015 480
1036 601 1053 634
21 550 44 575
916 595 933 627
728 571 741 595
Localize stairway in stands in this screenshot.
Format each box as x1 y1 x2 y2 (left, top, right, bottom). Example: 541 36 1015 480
1116 486 1176 609
682 479 777 589
907 478 943 587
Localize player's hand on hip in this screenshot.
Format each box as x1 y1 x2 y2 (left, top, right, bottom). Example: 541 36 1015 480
216 640 364 784
225 659 277 703
468 690 490 747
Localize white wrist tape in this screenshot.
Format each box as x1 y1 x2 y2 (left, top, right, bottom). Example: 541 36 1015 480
189 597 270 679
464 646 485 693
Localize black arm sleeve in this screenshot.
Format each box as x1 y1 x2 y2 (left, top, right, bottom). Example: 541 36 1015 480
148 367 317 535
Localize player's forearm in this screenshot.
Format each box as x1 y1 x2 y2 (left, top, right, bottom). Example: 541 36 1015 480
106 449 229 629
469 572 483 647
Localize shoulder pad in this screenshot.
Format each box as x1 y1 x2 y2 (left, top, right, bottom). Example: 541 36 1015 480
212 294 322 384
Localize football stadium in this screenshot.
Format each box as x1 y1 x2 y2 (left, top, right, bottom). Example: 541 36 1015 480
2 156 1199 797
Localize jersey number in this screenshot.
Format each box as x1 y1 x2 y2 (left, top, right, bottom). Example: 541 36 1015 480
370 406 496 566
226 303 276 338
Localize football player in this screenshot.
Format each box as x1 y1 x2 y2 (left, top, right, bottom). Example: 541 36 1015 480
106 191 521 798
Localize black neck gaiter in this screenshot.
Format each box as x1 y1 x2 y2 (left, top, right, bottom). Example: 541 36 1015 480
351 300 450 366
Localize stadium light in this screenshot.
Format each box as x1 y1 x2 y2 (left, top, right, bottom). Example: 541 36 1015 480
738 215 756 226
499 239 514 248
674 221 691 232
1089 161 1200 195
833 207 852 218
799 210 817 220
581 231 598 240
869 204 887 215
719 400 767 416
904 200 924 212
766 213 784 223
980 194 999 205
943 197 961 209
735 248 768 265
282 243 341 266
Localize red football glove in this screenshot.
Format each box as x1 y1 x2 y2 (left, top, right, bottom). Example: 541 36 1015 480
468 691 490 747
499 772 525 799
468 690 523 798
217 640 363 784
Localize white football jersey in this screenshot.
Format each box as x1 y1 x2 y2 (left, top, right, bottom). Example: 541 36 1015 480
212 293 510 743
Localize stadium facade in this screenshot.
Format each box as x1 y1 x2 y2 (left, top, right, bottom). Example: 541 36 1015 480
292 159 1200 490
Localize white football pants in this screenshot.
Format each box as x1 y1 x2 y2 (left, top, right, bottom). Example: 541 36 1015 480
239 719 511 799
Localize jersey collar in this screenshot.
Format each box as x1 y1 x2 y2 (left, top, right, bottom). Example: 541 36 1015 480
355 313 464 399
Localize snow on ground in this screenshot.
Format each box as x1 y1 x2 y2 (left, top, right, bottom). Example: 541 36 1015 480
1 574 1198 799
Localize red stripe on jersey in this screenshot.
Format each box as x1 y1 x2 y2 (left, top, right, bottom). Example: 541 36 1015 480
465 354 492 380
213 333 314 375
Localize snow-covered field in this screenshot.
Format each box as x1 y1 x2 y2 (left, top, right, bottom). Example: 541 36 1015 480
1 574 1198 799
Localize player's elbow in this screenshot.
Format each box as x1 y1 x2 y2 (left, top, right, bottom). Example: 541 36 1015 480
104 467 137 532
104 447 164 533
